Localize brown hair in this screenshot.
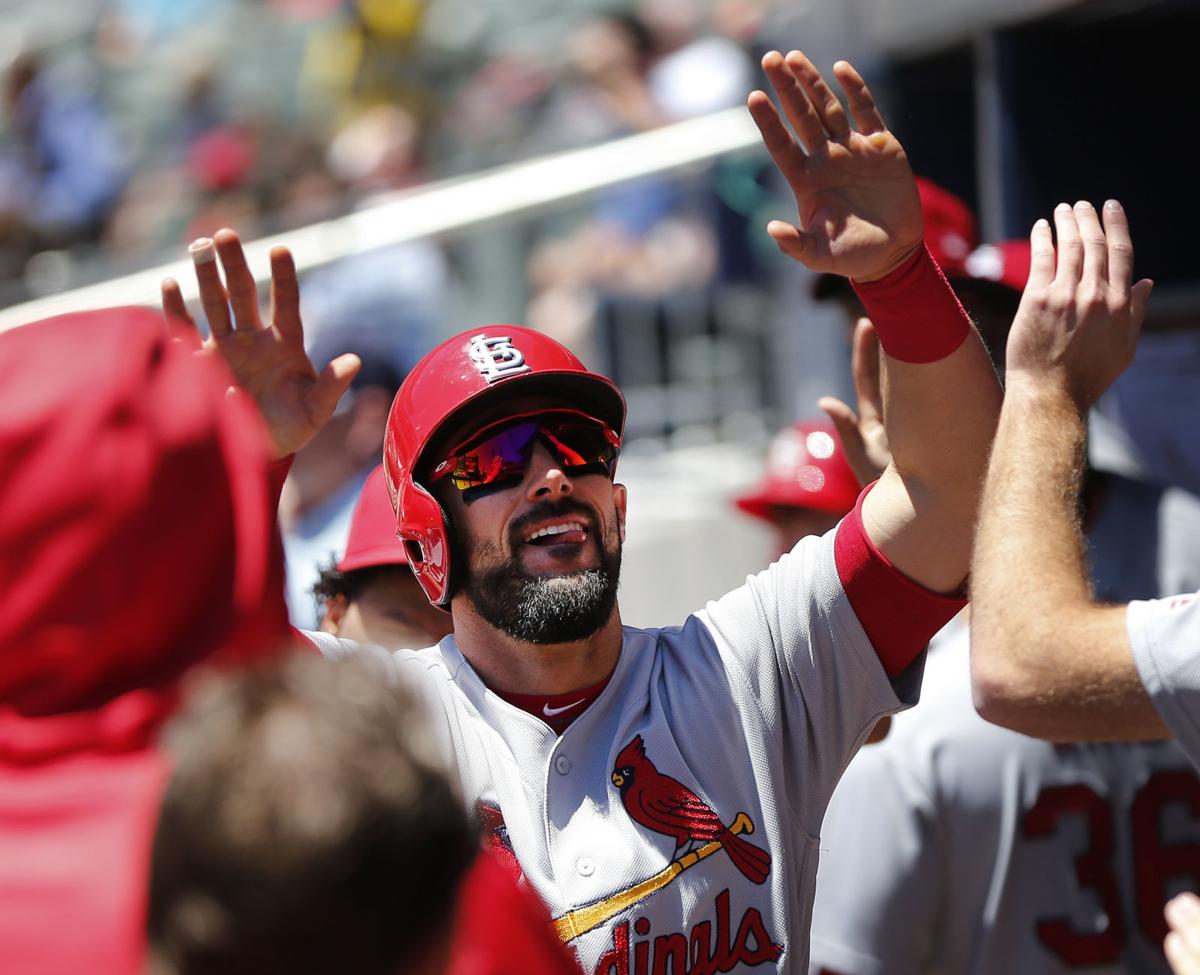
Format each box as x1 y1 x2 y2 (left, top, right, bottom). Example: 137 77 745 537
147 653 476 975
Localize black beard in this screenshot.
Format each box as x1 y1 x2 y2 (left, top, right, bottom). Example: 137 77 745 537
459 500 621 645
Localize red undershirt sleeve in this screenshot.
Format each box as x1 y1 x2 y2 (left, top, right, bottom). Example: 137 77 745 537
834 483 967 677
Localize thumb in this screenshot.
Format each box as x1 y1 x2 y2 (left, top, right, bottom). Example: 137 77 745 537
311 352 362 423
767 220 817 265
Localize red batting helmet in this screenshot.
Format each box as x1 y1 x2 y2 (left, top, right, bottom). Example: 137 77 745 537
383 325 626 607
733 419 861 522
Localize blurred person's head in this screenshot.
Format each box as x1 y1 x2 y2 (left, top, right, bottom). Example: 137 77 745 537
0 307 292 972
283 346 403 520
326 105 423 196
568 13 656 84
147 654 477 975
314 466 453 648
733 419 861 554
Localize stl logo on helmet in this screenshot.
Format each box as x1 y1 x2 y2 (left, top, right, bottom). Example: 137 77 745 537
468 334 532 383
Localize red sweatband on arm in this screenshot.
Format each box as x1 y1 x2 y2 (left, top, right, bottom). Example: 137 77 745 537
834 484 967 677
850 244 972 364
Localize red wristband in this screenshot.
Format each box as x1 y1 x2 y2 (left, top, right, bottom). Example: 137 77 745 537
851 244 971 364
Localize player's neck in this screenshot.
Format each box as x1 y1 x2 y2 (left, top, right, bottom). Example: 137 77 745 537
449 605 623 696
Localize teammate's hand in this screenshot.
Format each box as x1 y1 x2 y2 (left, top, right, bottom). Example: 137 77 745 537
1165 893 1200 975
161 229 360 458
748 51 922 282
818 318 890 486
1004 200 1153 413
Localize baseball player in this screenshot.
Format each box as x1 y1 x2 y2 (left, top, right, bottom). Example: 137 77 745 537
811 625 1200 975
314 463 454 649
166 50 1003 973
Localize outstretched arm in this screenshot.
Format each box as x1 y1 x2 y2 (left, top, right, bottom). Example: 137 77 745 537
161 229 359 458
969 200 1163 741
750 52 1001 593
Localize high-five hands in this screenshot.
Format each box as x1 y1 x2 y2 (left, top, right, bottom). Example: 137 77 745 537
748 51 923 282
1004 200 1152 413
161 229 360 458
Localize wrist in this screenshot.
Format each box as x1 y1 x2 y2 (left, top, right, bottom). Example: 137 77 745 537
852 240 923 285
1003 372 1088 419
851 244 971 364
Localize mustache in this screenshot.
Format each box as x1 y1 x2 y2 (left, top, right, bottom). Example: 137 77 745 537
509 498 599 545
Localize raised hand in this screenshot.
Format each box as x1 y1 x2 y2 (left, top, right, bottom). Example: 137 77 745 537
161 229 360 458
748 51 922 282
1004 200 1153 412
818 317 890 486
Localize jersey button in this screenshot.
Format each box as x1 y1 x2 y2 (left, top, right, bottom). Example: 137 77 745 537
577 857 595 877
554 755 572 775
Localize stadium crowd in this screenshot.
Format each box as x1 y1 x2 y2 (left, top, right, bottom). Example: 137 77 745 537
3 3 1200 975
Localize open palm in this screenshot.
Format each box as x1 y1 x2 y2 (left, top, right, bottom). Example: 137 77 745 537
749 51 923 282
162 230 360 458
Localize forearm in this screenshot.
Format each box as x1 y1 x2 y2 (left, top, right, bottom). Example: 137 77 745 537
852 248 1003 591
972 380 1093 631
970 380 1161 739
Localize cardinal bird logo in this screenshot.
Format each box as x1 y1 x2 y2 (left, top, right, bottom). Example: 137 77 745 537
610 735 770 885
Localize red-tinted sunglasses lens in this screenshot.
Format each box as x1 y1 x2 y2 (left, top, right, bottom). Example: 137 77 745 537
431 416 619 493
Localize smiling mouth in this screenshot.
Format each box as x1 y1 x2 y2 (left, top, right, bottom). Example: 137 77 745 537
524 521 589 546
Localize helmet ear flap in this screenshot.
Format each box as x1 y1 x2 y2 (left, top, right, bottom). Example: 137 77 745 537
396 480 453 607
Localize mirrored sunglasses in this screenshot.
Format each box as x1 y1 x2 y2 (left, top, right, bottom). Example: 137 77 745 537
429 410 621 497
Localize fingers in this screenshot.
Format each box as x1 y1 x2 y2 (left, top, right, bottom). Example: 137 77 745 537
831 60 886 135
747 90 808 188
784 50 851 141
850 318 883 421
189 238 233 338
1102 199 1134 295
311 353 362 425
213 228 262 330
268 246 303 344
1027 218 1055 289
160 277 196 332
1074 201 1107 291
817 395 863 449
1053 203 1082 286
760 51 827 153
766 219 818 263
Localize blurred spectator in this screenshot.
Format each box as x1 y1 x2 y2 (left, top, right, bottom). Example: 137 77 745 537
0 51 128 281
299 105 447 382
147 654 477 975
639 0 754 120
0 307 292 973
281 346 403 630
313 465 453 649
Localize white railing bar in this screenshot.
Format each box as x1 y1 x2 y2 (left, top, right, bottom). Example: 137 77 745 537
0 106 764 333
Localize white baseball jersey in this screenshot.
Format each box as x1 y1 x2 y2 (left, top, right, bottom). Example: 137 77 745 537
309 527 924 974
809 620 1200 975
1129 591 1200 770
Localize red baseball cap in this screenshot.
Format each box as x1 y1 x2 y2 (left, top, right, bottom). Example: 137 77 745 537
336 465 410 573
962 239 1033 293
734 419 861 521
